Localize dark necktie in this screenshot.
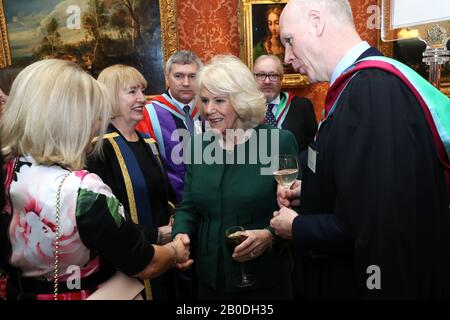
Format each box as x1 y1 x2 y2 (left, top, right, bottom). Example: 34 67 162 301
265 104 277 127
183 105 195 135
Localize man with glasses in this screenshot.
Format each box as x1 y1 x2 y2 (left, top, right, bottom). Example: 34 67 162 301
254 54 317 300
253 55 317 153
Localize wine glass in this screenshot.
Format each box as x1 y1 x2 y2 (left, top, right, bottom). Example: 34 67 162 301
273 154 299 189
224 226 255 288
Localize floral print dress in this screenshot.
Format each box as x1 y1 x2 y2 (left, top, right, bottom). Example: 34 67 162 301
1 155 154 299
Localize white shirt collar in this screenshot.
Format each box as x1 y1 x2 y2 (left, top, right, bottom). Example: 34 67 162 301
268 94 281 114
268 94 281 105
168 89 195 110
330 41 370 85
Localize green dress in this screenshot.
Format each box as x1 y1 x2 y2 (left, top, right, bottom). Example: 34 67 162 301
172 124 298 299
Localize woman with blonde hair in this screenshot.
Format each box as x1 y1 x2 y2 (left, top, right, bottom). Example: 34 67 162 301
87 64 179 299
0 59 191 300
172 55 297 299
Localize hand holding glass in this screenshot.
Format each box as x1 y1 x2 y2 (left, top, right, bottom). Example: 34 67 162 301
224 226 255 287
273 154 299 189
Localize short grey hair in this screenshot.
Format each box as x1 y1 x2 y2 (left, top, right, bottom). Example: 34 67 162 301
166 50 203 74
196 55 266 130
254 55 284 75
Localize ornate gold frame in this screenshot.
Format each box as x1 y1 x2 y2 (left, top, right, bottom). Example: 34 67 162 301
0 0 11 68
159 0 179 73
239 0 309 88
0 0 178 73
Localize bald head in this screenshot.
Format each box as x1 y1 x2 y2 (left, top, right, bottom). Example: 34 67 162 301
286 0 354 28
280 0 362 83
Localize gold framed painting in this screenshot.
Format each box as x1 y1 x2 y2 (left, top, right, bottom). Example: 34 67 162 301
0 0 178 95
239 0 309 88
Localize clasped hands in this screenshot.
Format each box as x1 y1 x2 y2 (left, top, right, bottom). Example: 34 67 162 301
270 179 301 240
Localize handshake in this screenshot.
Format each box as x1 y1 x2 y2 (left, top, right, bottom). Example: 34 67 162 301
166 234 193 269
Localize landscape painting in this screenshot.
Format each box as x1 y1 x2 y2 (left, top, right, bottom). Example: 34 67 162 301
1 0 174 94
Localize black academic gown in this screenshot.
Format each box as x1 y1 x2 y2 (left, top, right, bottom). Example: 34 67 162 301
88 125 173 240
292 48 450 299
87 124 178 299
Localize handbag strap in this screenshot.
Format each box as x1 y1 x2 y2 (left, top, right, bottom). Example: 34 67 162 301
53 172 71 300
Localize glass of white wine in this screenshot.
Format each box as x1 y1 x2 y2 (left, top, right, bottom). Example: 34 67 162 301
273 154 299 189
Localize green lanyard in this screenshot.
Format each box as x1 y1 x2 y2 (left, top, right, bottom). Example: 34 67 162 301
273 92 290 127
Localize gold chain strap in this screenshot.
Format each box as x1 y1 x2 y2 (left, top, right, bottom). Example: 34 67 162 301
53 172 70 300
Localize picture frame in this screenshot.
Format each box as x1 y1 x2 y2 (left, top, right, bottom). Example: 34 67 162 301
239 0 309 88
377 0 450 97
0 0 178 95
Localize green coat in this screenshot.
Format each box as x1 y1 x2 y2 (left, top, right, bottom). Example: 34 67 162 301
172 124 299 299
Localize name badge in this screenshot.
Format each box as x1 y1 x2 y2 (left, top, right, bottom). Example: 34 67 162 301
308 146 317 174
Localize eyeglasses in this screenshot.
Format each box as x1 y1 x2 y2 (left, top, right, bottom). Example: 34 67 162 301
254 73 281 82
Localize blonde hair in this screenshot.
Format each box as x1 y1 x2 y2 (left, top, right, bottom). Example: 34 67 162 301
0 59 111 170
97 64 147 118
196 55 266 130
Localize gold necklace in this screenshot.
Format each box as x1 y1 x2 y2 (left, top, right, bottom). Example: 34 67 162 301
53 172 70 300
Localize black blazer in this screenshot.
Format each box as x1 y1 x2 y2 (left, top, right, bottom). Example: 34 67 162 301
281 93 318 153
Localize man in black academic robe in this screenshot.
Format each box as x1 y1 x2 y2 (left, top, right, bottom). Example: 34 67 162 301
270 0 450 299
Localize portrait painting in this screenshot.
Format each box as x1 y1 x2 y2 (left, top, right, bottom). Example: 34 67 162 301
239 0 308 88
0 0 178 95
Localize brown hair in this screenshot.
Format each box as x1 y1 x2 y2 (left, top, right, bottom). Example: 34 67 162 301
264 5 283 54
0 65 24 95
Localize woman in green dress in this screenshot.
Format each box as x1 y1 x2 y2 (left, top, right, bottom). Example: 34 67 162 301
172 55 298 299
